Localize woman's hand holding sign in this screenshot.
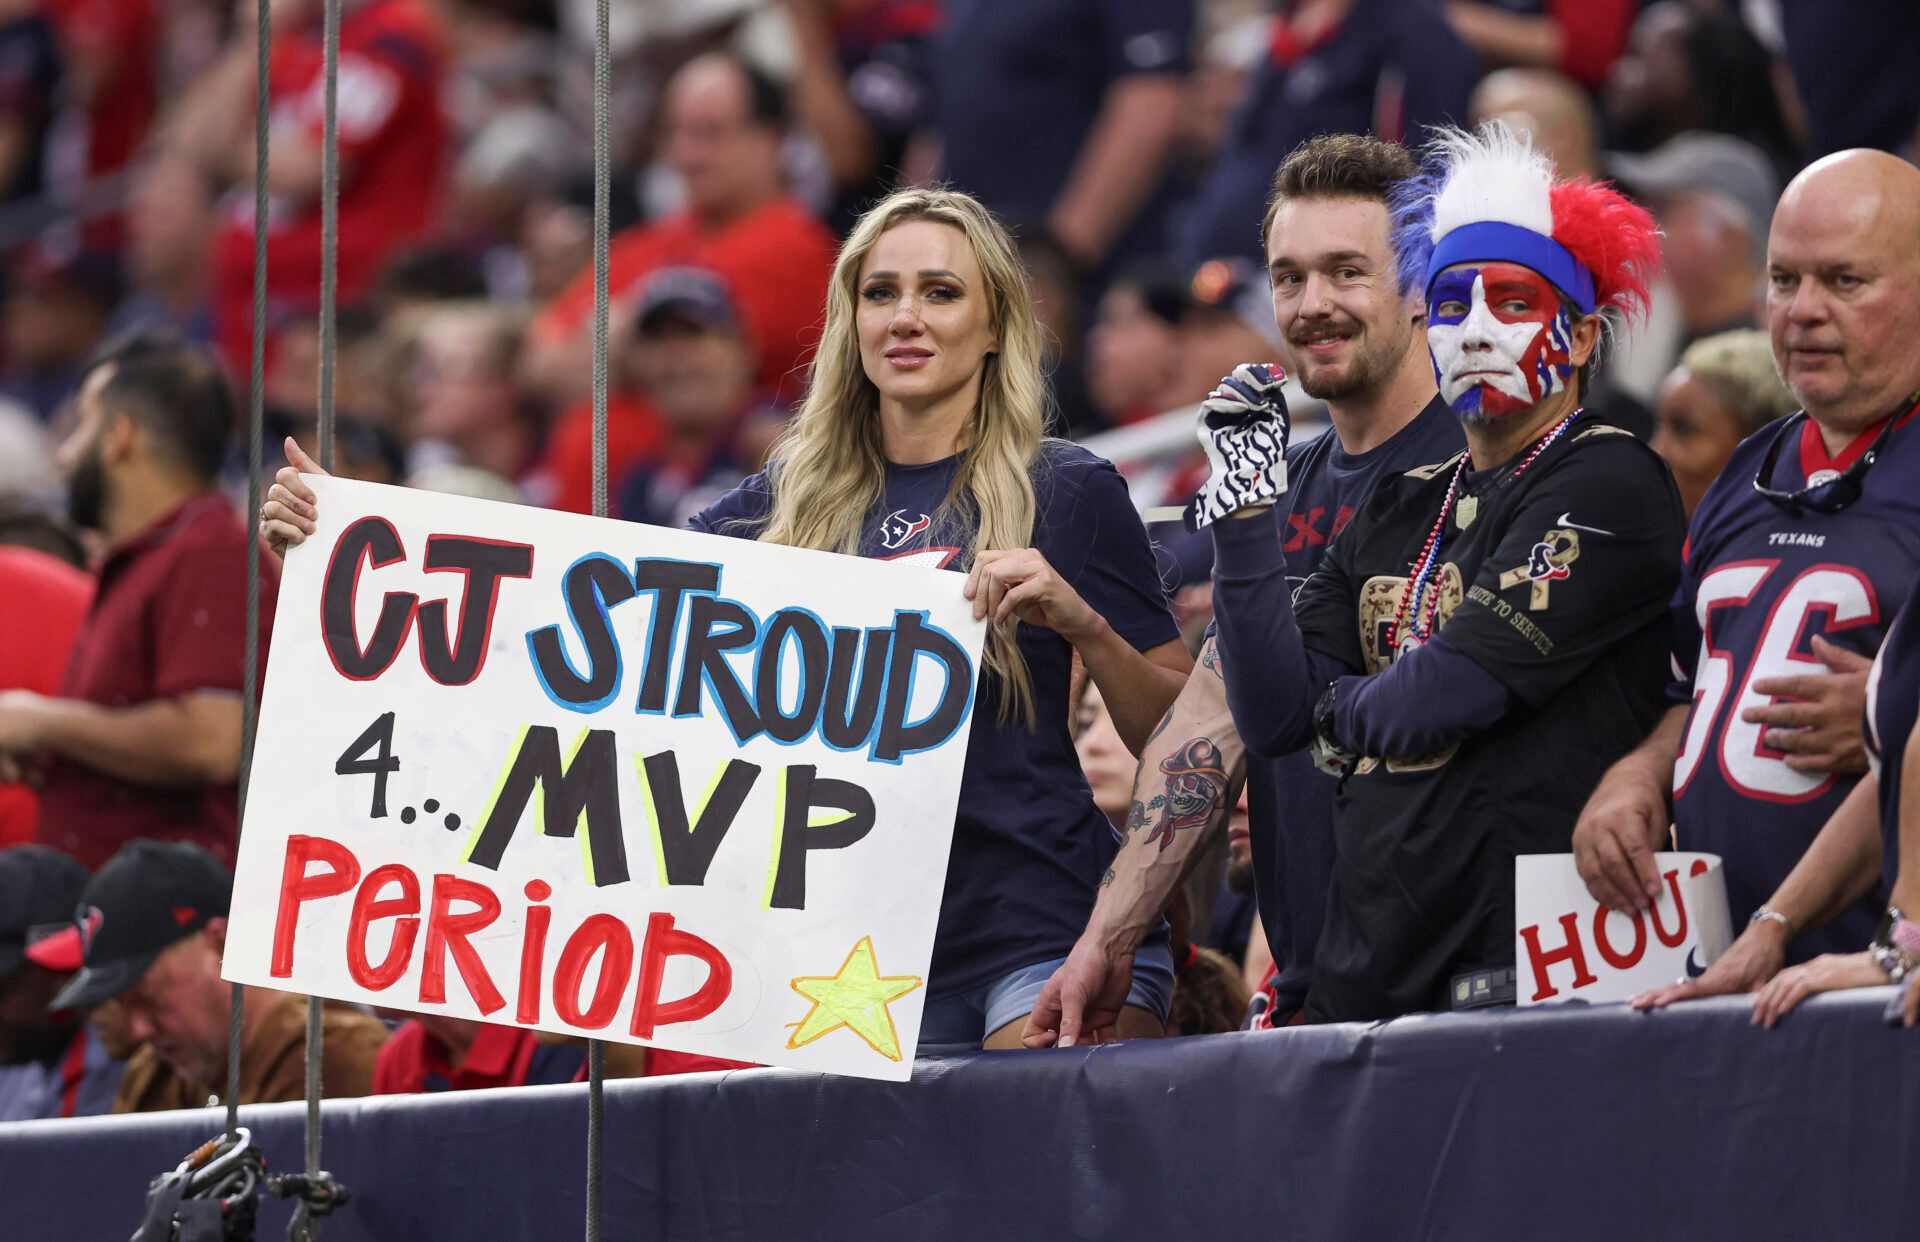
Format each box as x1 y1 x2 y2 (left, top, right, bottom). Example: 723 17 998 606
965 548 1098 642
260 437 327 558
965 547 1190 756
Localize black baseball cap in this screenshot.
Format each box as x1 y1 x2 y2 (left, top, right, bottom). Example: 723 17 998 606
29 840 232 1011
634 266 738 336
0 846 91 977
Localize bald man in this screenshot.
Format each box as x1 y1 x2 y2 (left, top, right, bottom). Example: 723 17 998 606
1469 68 1603 180
1575 150 1920 1003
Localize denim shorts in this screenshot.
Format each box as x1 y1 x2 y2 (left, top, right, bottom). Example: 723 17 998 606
916 940 1177 1054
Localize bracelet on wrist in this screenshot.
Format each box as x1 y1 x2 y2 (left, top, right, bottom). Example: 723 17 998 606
1869 906 1920 983
1886 907 1920 956
1749 905 1792 936
1871 941 1917 984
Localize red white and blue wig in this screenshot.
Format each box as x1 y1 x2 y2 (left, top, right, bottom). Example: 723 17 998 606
1391 123 1661 324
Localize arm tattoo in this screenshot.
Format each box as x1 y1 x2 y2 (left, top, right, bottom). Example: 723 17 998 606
1145 704 1176 747
1100 867 1116 888
1142 737 1227 853
1201 642 1223 679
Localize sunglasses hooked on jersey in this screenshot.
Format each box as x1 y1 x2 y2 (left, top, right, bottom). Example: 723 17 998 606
1751 390 1920 515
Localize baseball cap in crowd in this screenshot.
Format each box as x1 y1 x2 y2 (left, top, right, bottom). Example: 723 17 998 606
1113 258 1200 327
0 846 91 978
1188 256 1285 352
635 267 739 336
28 840 232 1011
1607 131 1779 256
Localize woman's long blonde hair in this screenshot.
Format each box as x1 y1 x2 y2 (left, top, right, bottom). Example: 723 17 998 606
758 187 1049 725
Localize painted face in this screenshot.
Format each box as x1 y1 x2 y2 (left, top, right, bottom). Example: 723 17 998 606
1426 262 1575 419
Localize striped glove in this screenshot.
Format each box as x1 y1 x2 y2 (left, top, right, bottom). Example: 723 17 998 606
1184 363 1290 531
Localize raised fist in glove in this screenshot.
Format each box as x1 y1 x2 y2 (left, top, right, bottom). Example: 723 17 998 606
1184 363 1290 530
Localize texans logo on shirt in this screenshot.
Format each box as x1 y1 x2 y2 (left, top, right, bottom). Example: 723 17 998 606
878 509 931 550
872 508 960 569
1498 529 1580 609
1527 539 1572 582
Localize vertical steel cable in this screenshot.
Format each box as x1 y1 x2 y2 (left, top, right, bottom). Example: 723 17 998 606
229 0 274 1145
590 0 610 523
314 0 340 473
292 2 342 1238
586 0 611 1238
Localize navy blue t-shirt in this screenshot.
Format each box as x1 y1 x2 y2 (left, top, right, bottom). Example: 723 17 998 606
614 431 759 531
932 0 1192 264
1174 0 1478 268
1781 0 1920 158
1866 592 1919 904
1227 397 1463 1019
689 441 1178 997
1670 413 1920 959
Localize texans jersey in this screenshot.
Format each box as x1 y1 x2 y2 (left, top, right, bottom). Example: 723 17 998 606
1670 411 1920 957
1866 591 1920 897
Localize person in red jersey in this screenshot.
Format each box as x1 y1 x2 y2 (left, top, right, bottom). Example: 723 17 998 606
172 0 447 374
0 334 276 869
525 52 836 514
373 1015 754 1095
43 0 159 248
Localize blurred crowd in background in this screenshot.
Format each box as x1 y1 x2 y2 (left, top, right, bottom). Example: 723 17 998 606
0 0 1916 1117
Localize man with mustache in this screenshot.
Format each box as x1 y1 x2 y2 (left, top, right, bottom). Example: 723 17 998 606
1026 134 1464 1045
0 333 276 869
1174 124 1678 1023
1584 150 1920 1009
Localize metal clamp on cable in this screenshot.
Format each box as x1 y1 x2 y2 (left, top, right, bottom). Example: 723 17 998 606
267 1171 352 1218
130 1127 265 1242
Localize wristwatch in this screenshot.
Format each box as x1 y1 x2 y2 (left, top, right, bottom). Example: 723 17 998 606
1310 681 1357 777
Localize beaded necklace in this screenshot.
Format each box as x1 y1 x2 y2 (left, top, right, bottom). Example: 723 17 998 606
1385 406 1586 654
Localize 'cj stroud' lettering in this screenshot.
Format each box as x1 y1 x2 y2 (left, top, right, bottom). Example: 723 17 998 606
318 523 977 765
525 554 975 764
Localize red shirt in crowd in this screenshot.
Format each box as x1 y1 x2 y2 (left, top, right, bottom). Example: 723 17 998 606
212 0 448 371
43 0 158 179
373 1021 585 1094
373 1020 755 1094
530 199 833 514
531 196 836 402
537 393 666 517
34 494 279 870
0 548 92 848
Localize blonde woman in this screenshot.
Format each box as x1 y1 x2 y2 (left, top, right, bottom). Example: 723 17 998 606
687 188 1190 1051
1650 329 1799 518
262 188 1190 1052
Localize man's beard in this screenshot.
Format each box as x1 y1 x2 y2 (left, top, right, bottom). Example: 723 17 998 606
65 443 108 531
1293 317 1408 402
1226 853 1255 895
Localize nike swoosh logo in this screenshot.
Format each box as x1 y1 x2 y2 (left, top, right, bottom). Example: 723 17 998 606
1558 512 1615 536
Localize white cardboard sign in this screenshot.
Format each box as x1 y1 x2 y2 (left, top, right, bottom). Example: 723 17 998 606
1515 852 1733 1006
224 478 985 1080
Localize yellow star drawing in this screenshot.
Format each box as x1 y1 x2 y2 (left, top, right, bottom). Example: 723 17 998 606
786 936 923 1062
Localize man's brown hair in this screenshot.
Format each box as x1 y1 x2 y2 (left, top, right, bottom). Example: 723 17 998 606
1258 133 1418 253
